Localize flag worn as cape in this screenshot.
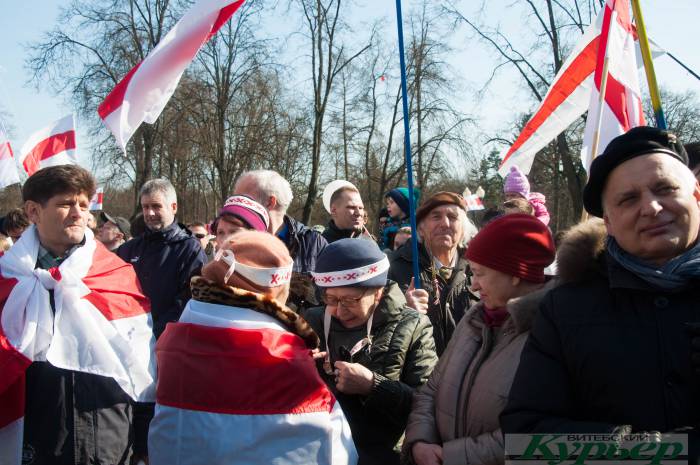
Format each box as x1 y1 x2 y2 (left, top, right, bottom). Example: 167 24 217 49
0 226 155 465
149 288 357 465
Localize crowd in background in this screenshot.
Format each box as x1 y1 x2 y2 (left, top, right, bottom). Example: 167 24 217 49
1 126 700 465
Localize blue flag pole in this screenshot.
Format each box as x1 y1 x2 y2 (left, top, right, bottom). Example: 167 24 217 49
394 0 421 289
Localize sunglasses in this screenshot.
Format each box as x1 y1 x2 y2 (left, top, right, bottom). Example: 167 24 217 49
194 233 207 239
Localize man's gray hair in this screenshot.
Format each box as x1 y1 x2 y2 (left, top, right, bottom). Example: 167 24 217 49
235 170 293 212
139 178 177 205
417 207 477 247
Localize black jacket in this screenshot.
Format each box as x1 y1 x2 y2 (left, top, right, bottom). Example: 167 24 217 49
23 363 133 465
501 219 700 438
117 222 206 338
388 242 477 356
322 220 357 243
302 282 438 465
280 215 327 273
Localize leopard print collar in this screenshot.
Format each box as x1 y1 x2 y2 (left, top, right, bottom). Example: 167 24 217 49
190 276 319 349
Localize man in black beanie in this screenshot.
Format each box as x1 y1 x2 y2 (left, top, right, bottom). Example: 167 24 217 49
503 126 700 462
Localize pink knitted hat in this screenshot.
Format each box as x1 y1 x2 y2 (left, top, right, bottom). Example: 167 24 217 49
528 192 550 226
504 166 530 198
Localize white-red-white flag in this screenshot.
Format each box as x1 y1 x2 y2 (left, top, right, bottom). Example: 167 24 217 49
0 227 155 464
89 187 104 211
580 0 645 171
0 124 20 189
498 1 662 176
149 299 357 465
98 0 246 151
465 194 485 211
19 114 77 176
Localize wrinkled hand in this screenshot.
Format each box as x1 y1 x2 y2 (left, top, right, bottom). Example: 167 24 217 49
405 277 429 314
334 361 374 395
412 442 443 465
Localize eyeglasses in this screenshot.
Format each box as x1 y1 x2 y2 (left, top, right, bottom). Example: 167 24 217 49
194 233 207 239
322 290 371 309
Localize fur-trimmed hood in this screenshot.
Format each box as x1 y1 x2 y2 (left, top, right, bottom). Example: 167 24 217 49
190 275 320 349
556 218 607 284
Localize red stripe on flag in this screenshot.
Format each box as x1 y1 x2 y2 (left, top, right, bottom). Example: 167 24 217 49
82 244 151 320
97 63 143 119
156 322 334 415
0 377 25 429
206 0 247 41
594 0 639 132
22 130 76 176
500 37 599 167
0 142 13 161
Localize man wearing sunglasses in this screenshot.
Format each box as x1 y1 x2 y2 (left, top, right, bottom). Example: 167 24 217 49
302 238 437 465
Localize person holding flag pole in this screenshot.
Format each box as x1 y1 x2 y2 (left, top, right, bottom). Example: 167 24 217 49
393 0 422 290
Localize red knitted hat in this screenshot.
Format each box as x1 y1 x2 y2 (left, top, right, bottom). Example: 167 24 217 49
465 213 555 283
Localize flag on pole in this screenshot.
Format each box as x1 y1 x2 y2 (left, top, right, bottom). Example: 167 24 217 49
89 187 104 211
0 124 20 189
465 194 485 211
580 0 645 171
498 1 662 176
98 0 246 151
19 115 77 176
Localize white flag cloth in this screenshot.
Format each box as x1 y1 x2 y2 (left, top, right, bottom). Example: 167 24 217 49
98 0 246 151
0 124 20 188
149 298 358 465
498 2 664 176
19 114 77 176
579 0 645 172
89 187 104 211
0 226 156 465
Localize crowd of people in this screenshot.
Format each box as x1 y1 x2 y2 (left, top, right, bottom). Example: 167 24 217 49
1 126 700 465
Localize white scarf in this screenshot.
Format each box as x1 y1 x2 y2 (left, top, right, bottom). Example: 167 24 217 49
0 226 155 401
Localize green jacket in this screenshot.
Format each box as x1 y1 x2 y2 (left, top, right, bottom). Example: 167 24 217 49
302 281 438 465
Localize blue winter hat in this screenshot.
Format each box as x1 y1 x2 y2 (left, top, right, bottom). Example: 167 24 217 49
312 238 390 288
385 187 421 218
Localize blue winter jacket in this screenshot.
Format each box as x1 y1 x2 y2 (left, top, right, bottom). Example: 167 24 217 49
117 221 207 338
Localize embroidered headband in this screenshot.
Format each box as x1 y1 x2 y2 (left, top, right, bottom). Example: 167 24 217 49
214 248 292 287
311 257 390 287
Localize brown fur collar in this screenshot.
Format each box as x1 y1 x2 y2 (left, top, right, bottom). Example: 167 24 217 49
556 218 607 284
190 276 320 349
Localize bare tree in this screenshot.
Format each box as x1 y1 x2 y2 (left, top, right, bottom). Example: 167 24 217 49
26 0 176 207
444 0 603 223
294 0 373 223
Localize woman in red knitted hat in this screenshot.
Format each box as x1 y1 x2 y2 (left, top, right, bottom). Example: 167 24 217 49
404 213 556 465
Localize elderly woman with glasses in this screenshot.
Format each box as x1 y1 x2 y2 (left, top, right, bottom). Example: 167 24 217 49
302 239 438 465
